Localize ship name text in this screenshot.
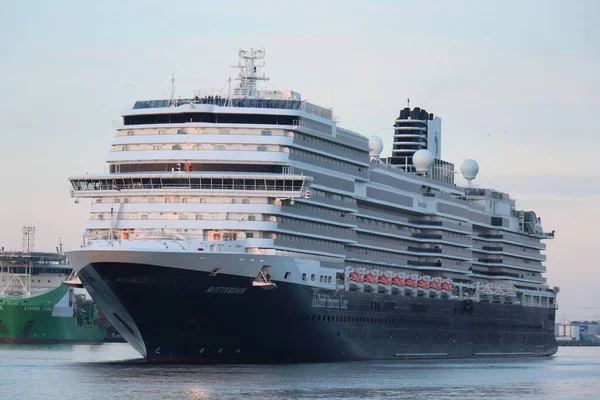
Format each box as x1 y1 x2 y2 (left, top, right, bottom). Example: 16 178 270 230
205 286 247 295
311 293 348 309
23 306 53 311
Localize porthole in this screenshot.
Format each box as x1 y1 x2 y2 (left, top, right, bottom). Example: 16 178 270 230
218 348 223 354
199 348 205 354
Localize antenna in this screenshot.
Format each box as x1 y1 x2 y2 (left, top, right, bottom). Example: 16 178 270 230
231 48 269 98
227 77 233 107
407 97 410 109
22 225 35 253
168 73 176 107
331 86 335 121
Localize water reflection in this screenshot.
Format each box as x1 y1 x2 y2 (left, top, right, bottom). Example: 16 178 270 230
0 344 599 400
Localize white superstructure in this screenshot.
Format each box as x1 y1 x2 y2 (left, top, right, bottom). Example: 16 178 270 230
0 229 71 298
69 49 556 308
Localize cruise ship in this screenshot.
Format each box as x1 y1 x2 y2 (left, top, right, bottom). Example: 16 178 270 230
67 49 558 362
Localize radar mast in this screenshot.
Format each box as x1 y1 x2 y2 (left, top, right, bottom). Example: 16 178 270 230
232 48 269 98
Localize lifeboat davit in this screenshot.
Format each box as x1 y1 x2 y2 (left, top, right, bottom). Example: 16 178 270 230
479 284 493 302
391 273 406 295
377 271 392 294
363 270 379 293
502 286 517 303
440 278 453 299
348 268 364 292
404 274 418 296
428 277 442 298
417 275 431 297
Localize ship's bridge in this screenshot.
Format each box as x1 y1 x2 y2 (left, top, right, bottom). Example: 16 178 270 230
69 172 312 199
131 98 333 121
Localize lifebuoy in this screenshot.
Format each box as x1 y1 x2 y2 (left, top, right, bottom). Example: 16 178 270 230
464 299 473 311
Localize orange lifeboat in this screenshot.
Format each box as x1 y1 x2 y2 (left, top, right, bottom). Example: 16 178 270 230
378 274 391 286
391 274 405 287
404 274 418 296
349 269 363 283
377 272 392 294
429 277 442 298
441 278 453 299
363 270 378 292
348 268 364 291
391 273 406 295
404 275 417 288
417 276 431 297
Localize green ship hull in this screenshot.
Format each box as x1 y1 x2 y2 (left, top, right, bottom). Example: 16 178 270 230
0 284 106 343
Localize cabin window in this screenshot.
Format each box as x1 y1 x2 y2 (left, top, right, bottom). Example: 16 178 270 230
284 272 290 280
261 130 272 136
242 199 250 204
311 274 315 281
97 215 104 220
127 130 135 136
245 232 254 238
177 129 187 135
153 145 162 150
195 215 204 220
257 146 268 151
122 146 129 151
141 214 148 220
214 145 226 150
248 215 256 221
158 129 167 135
148 198 155 203
172 145 182 150
302 273 307 281
223 232 237 241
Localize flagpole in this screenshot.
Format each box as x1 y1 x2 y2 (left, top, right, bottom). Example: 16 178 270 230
109 194 114 245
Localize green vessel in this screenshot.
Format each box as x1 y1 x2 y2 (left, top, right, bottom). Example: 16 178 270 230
0 246 106 343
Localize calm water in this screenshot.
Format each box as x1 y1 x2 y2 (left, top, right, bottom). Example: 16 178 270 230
0 344 599 400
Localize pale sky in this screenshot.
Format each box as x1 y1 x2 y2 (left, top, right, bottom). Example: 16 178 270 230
0 0 598 321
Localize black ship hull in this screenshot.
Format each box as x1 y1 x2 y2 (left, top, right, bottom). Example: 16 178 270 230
78 262 557 363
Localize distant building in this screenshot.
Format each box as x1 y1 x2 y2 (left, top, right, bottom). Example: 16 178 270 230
570 321 600 341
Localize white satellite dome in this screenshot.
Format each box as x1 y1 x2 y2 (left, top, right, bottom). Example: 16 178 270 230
460 159 479 181
412 149 435 174
368 136 384 158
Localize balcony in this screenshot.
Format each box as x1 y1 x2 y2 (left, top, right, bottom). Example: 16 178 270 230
407 247 442 253
482 246 503 251
407 260 443 267
409 220 443 226
411 234 443 240
478 234 503 239
477 258 503 264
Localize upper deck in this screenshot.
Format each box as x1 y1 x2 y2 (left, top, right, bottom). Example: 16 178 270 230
132 97 333 121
